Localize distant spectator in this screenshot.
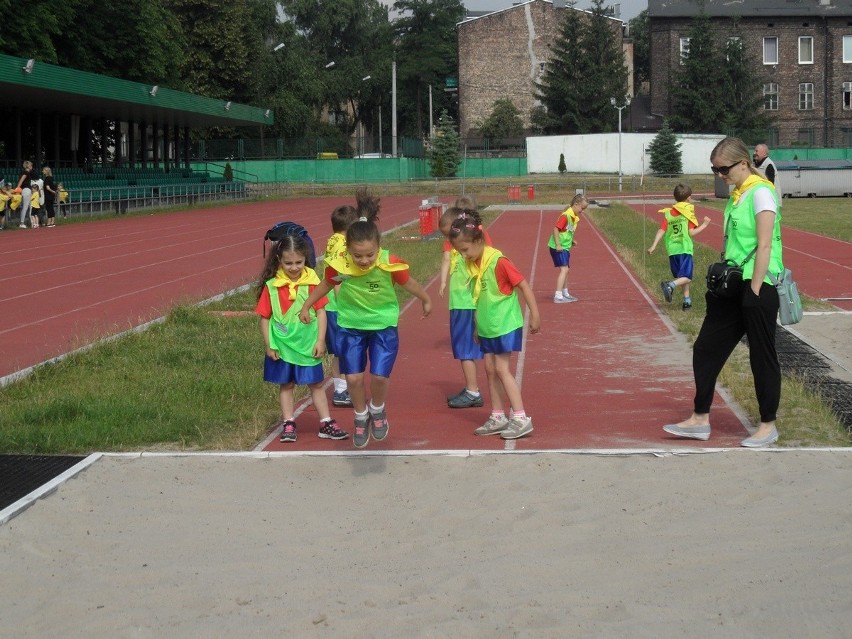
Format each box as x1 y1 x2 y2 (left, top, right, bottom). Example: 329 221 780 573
42 166 57 227
14 160 36 228
753 144 782 198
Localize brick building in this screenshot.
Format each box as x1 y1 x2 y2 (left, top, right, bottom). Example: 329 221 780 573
649 0 852 147
457 0 628 138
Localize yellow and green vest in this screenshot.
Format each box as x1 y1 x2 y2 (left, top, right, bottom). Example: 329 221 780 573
661 203 694 256
724 184 784 284
323 232 347 313
547 207 580 251
466 248 523 339
330 249 403 330
266 280 320 367
448 249 476 311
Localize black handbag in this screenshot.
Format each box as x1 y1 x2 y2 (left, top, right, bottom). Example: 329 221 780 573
706 259 745 298
706 218 756 298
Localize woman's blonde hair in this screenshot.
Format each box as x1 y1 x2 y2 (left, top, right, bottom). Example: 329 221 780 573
42 166 53 177
711 137 761 178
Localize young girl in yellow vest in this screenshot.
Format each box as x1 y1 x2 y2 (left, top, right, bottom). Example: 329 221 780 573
324 203 359 409
30 183 42 228
548 193 587 303
449 212 541 439
438 203 493 409
57 183 70 218
256 233 348 443
647 183 711 310
300 216 432 448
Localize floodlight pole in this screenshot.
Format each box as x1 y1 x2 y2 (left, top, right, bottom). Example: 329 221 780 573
610 96 631 192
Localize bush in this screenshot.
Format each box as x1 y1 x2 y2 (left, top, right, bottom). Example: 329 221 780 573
558 153 567 174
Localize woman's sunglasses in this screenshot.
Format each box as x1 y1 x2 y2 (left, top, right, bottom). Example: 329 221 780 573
710 161 741 176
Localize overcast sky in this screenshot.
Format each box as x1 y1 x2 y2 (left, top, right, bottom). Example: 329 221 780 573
462 0 646 22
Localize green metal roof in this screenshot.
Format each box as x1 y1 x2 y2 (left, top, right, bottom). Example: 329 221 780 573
0 53 272 128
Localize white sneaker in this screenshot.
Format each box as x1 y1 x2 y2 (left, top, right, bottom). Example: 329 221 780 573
474 414 509 436
500 416 533 439
554 295 571 304
563 292 578 302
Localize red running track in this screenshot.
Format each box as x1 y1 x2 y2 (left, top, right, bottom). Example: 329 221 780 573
263 207 748 452
0 197 428 382
624 199 852 311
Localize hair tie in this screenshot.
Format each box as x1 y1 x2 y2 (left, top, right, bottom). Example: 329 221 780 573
359 216 368 222
457 212 466 219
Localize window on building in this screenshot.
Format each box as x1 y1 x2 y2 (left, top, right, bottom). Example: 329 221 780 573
680 37 690 63
797 128 815 146
763 83 779 110
844 35 852 63
799 83 814 110
799 36 814 64
763 36 778 65
844 82 852 110
842 128 852 146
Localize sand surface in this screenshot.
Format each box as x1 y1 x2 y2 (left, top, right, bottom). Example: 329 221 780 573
790 312 852 383
2 451 850 637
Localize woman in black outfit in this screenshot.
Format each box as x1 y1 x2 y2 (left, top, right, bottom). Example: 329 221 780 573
42 166 57 227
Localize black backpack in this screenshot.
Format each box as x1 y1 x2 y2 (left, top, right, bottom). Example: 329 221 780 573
263 221 316 267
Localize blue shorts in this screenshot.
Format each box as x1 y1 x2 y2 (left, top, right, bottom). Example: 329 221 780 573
337 326 399 377
325 310 341 356
669 254 694 280
479 327 523 355
449 309 483 361
549 247 570 268
263 356 324 385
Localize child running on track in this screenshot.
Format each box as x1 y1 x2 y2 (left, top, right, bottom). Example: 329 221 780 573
549 193 587 303
439 205 490 409
449 210 541 439
324 204 359 408
648 183 711 310
256 233 349 443
300 215 432 448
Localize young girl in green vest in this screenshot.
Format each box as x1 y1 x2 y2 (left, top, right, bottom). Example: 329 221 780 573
647 183 711 310
548 193 587 303
438 203 493 409
323 203 358 409
449 214 541 440
664 137 785 448
256 234 348 443
299 216 432 448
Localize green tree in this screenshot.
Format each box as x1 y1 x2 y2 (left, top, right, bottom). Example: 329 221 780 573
628 10 650 89
718 25 774 142
170 0 256 102
578 0 629 133
52 0 185 85
429 109 460 177
393 0 466 138
0 0 72 61
478 99 524 140
536 1 585 134
280 0 392 138
537 0 627 134
558 153 567 174
667 10 726 133
647 120 682 175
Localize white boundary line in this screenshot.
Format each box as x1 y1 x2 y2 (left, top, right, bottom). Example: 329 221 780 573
0 453 103 526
